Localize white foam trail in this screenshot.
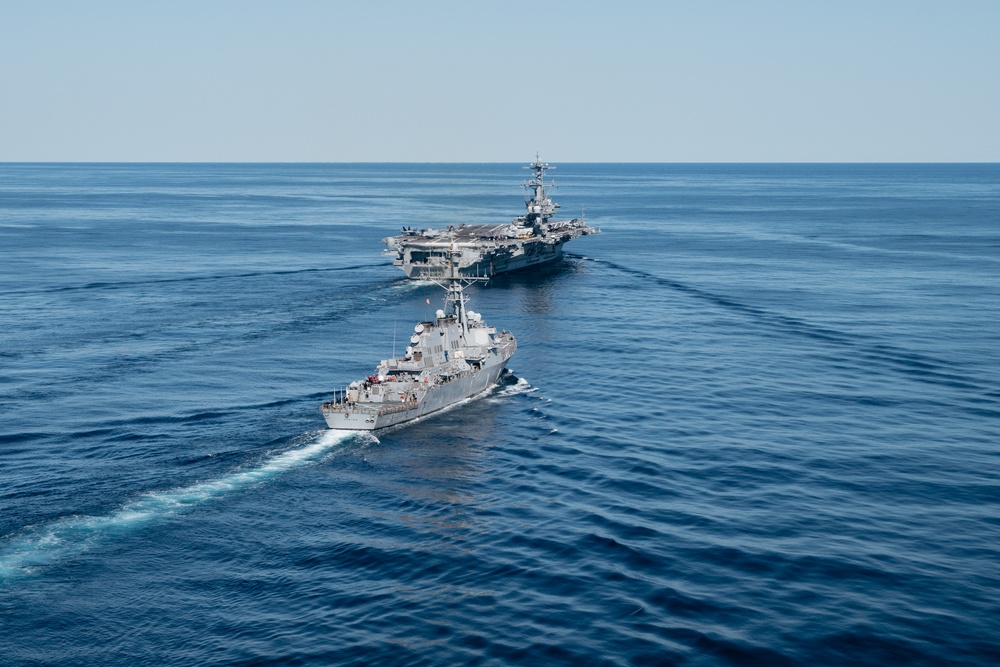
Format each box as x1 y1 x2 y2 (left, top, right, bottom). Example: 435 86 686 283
0 430 353 583
389 279 436 292
355 431 380 446
493 377 538 398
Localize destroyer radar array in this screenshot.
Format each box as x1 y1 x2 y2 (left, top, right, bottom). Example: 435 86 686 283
383 157 599 279
321 272 516 431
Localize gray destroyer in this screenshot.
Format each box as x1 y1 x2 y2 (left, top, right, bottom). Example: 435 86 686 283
383 158 599 279
321 278 516 430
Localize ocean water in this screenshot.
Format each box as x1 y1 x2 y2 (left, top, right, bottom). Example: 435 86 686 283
1 163 998 666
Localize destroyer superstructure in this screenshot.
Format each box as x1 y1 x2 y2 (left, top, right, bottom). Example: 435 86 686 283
384 157 599 279
320 275 516 430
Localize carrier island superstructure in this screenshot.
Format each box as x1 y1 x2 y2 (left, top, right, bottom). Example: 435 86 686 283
383 158 599 279
320 272 516 430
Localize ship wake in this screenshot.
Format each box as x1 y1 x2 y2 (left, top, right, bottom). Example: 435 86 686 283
0 430 356 584
493 376 538 398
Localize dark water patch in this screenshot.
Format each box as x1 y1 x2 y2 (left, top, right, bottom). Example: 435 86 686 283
645 586 750 626
0 431 53 446
686 634 797 667
503 532 581 563
776 552 917 590
504 446 543 460
583 256 1000 408
575 532 662 571
0 263 388 298
127 411 230 426
0 277 420 404
487 641 617 667
579 511 669 542
804 630 959 667
597 475 683 503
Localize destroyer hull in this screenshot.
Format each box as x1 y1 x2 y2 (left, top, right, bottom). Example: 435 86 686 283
322 356 509 431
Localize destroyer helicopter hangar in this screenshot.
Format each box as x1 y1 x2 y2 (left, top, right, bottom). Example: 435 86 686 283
320 262 516 431
383 157 599 279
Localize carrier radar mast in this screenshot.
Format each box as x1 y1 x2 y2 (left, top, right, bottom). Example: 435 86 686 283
522 154 560 225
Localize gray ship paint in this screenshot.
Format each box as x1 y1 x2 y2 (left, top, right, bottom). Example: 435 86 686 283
321 278 515 431
383 158 599 279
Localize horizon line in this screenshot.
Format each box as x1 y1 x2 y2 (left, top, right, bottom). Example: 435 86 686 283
2 160 999 166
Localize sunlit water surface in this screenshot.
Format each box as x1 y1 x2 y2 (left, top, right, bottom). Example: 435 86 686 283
1 163 998 666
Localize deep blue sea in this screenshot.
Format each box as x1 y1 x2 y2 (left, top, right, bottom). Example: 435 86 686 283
1 163 999 666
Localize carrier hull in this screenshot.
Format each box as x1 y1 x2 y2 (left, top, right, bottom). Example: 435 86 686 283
398 239 566 279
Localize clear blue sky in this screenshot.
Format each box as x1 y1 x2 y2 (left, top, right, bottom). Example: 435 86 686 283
2 0 997 161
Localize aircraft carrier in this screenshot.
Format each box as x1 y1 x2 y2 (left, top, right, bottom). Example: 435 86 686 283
383 157 599 279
